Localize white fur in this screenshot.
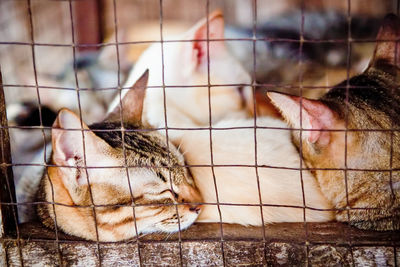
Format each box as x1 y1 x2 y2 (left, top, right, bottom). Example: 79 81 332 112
177 117 334 224
108 14 333 225
108 16 251 143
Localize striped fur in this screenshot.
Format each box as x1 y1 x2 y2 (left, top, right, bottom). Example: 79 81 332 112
269 14 400 231
36 73 202 241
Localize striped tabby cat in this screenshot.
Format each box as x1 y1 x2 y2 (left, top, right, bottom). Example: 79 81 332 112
36 71 202 241
268 14 400 231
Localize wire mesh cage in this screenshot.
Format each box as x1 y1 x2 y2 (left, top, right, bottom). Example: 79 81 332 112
1 0 400 266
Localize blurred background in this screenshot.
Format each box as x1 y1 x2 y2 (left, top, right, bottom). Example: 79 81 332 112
0 0 397 91
0 0 398 103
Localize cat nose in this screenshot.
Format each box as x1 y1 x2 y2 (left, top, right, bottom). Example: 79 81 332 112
189 205 202 214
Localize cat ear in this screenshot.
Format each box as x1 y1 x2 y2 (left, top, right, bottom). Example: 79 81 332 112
52 109 110 184
106 69 149 124
368 13 400 74
267 92 336 146
185 10 225 69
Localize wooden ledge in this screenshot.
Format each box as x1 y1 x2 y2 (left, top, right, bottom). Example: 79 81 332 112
8 221 400 245
1 222 399 266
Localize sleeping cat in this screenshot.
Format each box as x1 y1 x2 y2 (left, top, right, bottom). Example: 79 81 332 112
175 117 333 225
113 10 334 225
35 71 203 241
268 14 400 231
109 10 253 142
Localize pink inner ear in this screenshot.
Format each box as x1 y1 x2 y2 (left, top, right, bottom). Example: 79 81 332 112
268 92 336 145
59 134 78 161
301 99 335 128
52 129 80 165
300 98 335 145
192 15 225 66
291 104 323 145
307 117 322 144
52 109 84 165
193 41 204 67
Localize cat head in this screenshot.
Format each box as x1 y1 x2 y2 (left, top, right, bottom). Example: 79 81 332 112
268 14 400 231
123 10 253 126
39 71 203 241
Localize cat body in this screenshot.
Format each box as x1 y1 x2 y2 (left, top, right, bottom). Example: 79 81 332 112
20 11 333 236
113 10 333 225
16 11 245 228
35 71 202 241
109 10 252 142
269 14 400 231
177 117 333 224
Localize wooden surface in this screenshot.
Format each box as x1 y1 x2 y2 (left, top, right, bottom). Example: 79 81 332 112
9 221 400 245
0 69 18 237
1 222 399 266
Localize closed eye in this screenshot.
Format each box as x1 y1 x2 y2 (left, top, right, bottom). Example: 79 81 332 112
156 172 167 182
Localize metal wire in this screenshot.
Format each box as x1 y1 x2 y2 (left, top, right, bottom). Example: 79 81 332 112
5 162 400 173
205 1 227 265
0 37 389 47
297 1 310 264
345 1 357 264
111 0 143 265
251 0 267 265
68 0 102 265
0 82 390 92
26 0 63 265
158 0 184 265
0 0 399 265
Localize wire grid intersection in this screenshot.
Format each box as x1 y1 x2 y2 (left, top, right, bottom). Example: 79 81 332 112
0 0 399 266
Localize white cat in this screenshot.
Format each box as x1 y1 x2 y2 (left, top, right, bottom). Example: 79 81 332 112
109 10 252 142
14 10 251 224
175 117 333 224
15 10 333 227
112 10 333 225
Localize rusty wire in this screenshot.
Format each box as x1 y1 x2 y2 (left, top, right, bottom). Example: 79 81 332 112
344 0 355 262
0 0 399 266
251 0 267 265
111 0 143 265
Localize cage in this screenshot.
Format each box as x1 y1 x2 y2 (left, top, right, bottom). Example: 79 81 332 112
0 0 400 266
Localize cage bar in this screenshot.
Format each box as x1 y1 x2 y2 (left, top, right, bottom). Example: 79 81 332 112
0 1 399 266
